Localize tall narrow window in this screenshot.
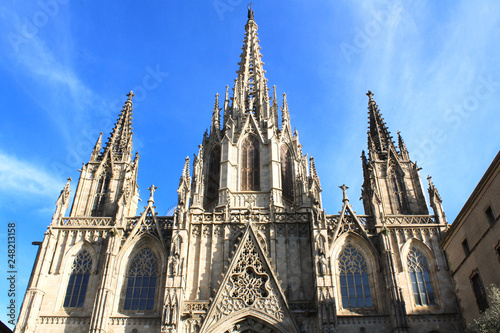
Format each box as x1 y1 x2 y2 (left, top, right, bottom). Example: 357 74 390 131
64 250 92 308
462 239 471 256
124 248 158 311
485 206 495 225
496 243 500 265
92 171 111 216
470 271 489 312
241 136 260 191
205 145 221 208
338 245 372 309
407 248 435 306
281 145 293 201
391 171 408 214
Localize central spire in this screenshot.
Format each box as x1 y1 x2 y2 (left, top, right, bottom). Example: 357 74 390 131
102 91 134 162
232 6 270 121
366 90 393 157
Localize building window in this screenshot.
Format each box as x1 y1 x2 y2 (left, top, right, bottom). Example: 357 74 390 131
338 245 372 309
470 271 489 312
407 248 435 306
205 145 221 208
485 206 495 225
241 136 260 191
390 171 408 214
462 239 470 256
64 250 92 308
92 171 111 216
281 145 293 201
124 248 159 311
496 243 500 265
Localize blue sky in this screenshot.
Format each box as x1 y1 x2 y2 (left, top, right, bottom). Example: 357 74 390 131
0 0 499 328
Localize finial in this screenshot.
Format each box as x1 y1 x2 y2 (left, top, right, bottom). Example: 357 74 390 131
127 91 135 100
67 177 72 182
339 184 349 202
247 2 254 20
366 90 374 99
147 184 158 204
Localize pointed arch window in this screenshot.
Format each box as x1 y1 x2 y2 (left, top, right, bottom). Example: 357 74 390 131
64 250 92 308
338 245 372 309
407 248 435 306
390 170 408 214
205 145 221 208
281 145 293 201
92 171 111 216
241 136 260 191
124 247 159 311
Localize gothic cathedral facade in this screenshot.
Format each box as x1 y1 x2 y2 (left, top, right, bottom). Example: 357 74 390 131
16 8 461 333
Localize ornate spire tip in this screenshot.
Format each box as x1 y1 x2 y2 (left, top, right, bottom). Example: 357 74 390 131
247 2 254 20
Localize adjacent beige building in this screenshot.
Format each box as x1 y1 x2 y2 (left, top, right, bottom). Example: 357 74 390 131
16 8 461 333
441 151 500 326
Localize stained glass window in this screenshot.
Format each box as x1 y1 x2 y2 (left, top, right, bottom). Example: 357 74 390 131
64 250 92 308
241 136 260 191
205 145 221 208
124 248 158 311
281 145 293 201
407 248 435 306
338 245 372 309
391 171 408 214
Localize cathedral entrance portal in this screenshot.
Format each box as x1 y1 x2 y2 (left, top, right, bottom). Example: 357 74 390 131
224 317 279 333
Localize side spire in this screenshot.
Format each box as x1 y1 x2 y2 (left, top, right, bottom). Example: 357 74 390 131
397 130 409 160
90 132 103 161
272 85 279 126
366 90 394 157
102 91 134 162
281 92 291 130
211 93 221 134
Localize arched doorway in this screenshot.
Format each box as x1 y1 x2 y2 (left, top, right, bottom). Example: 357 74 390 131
224 317 279 333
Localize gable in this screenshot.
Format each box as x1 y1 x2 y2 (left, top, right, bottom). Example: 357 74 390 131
200 225 299 333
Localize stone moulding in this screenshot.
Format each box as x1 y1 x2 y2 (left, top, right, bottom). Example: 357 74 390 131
39 316 90 325
188 212 310 224
337 315 390 325
384 215 435 225
407 313 459 322
183 301 210 314
288 301 316 313
60 217 113 227
108 317 162 325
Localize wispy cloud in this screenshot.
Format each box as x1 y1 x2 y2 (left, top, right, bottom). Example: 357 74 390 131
0 151 63 197
0 5 97 141
327 0 500 218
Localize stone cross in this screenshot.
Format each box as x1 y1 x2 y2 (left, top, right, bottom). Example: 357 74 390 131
147 185 158 203
339 184 349 202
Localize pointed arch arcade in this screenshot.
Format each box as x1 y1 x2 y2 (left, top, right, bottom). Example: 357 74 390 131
205 145 221 209
407 247 435 306
92 170 111 216
241 136 260 191
63 249 92 308
338 244 373 309
390 168 408 214
123 247 159 311
280 145 293 201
